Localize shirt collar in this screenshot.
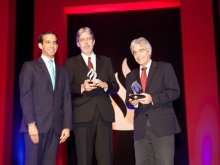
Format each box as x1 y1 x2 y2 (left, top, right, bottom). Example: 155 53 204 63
140 59 152 70
41 54 55 62
81 53 95 59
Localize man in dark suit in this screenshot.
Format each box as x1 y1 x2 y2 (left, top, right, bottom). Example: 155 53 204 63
65 27 119 165
125 37 181 165
19 31 72 165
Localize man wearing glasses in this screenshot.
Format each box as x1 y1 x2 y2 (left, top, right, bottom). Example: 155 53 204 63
125 37 181 165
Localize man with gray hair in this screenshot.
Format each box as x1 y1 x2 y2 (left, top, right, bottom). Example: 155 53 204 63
125 37 181 165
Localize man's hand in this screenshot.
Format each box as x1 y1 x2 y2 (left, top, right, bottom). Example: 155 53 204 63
92 79 108 89
28 123 39 144
59 128 70 144
82 79 97 92
138 93 152 105
128 95 140 106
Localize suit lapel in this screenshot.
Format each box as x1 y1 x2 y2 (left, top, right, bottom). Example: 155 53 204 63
77 54 90 73
96 55 102 74
37 57 53 92
37 57 51 82
146 61 157 90
55 62 61 91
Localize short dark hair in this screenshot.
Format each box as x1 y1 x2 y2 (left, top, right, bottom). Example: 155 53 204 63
38 31 58 44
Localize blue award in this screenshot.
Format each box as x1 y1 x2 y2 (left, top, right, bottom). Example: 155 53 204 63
130 81 145 100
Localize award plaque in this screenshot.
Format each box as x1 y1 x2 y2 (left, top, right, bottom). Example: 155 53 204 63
87 69 97 84
129 81 145 100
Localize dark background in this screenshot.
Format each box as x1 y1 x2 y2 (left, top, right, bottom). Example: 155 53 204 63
66 8 188 165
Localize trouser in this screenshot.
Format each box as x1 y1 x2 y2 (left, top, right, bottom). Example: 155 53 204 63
134 117 175 165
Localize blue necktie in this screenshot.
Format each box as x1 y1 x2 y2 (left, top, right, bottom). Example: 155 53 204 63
48 60 55 90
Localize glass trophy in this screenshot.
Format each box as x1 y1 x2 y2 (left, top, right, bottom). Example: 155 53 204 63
129 81 145 100
87 69 97 84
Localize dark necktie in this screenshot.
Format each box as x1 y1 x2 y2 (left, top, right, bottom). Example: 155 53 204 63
141 67 147 92
88 57 94 70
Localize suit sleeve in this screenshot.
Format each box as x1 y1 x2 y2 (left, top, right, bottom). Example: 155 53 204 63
62 69 72 129
151 63 180 105
19 62 36 125
105 58 119 94
64 59 73 93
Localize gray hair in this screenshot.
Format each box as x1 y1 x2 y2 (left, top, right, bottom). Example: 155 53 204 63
130 37 152 57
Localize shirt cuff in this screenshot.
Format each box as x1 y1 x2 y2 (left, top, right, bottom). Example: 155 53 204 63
134 104 139 108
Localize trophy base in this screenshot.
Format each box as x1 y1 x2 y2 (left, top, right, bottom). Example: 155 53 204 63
129 94 145 100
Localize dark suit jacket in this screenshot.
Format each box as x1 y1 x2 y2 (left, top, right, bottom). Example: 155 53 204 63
64 54 119 123
19 57 72 135
126 61 181 140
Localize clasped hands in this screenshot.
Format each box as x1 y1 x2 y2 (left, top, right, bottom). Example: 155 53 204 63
82 79 108 92
129 93 153 106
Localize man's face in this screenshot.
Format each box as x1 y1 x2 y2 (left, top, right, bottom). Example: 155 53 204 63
77 32 95 56
132 44 151 67
38 34 58 59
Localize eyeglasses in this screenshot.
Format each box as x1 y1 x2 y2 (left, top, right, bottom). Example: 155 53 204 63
132 49 146 55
